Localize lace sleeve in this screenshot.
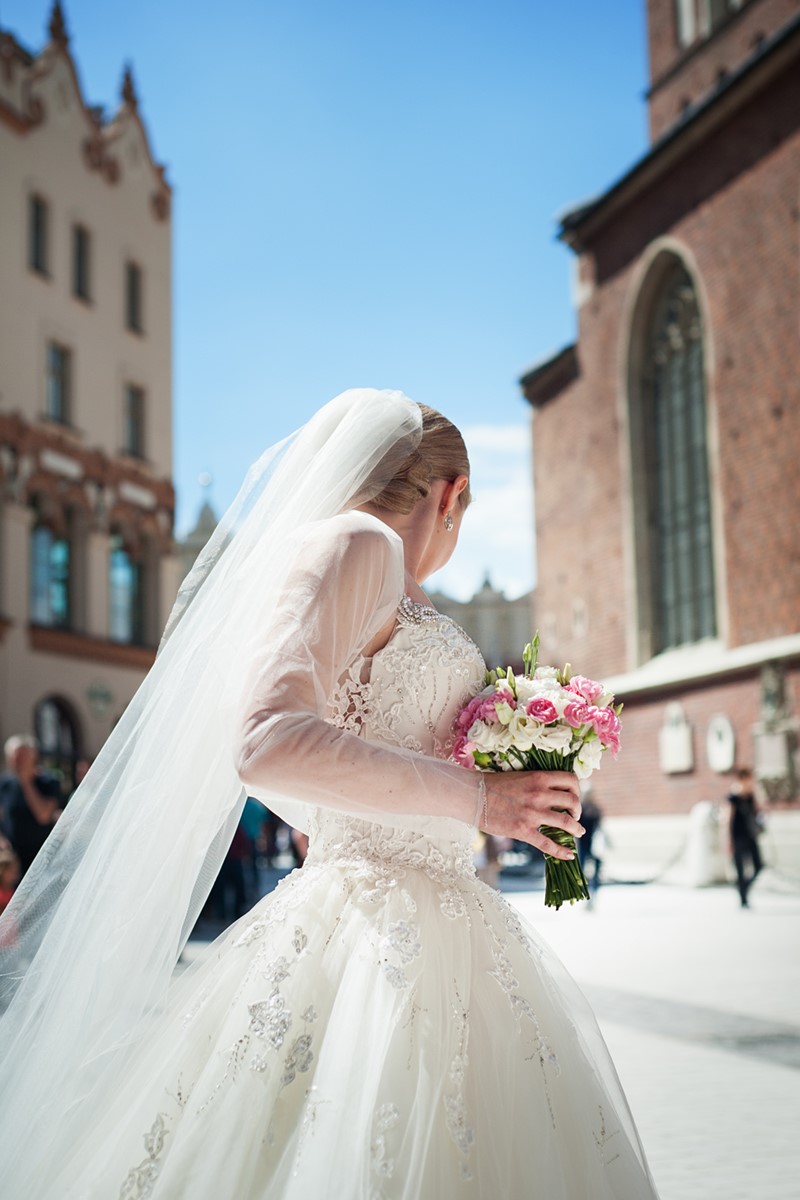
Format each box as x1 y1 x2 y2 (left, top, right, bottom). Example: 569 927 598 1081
235 511 483 830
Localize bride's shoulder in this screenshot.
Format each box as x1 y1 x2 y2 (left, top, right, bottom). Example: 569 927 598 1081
291 512 403 583
300 511 402 556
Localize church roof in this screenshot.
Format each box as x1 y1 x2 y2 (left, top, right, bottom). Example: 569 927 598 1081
557 11 800 253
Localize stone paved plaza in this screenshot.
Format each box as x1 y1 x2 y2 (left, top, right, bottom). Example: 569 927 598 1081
510 875 800 1200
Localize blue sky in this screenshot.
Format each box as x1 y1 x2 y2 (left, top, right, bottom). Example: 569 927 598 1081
4 0 649 598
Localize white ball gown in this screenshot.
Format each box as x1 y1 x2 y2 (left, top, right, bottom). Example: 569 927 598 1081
41 515 659 1200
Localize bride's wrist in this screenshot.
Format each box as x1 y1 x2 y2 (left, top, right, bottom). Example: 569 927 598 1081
474 774 488 830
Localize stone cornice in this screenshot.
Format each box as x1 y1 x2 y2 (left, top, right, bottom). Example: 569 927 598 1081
603 634 800 702
0 409 175 549
519 345 579 409
28 623 157 669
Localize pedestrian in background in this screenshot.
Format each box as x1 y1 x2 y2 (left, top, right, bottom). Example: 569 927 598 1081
577 786 605 898
727 767 763 908
0 843 20 914
0 736 62 878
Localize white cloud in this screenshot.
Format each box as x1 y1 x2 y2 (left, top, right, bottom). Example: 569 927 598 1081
426 422 536 601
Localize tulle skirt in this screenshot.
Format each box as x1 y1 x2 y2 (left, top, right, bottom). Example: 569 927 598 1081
53 815 658 1199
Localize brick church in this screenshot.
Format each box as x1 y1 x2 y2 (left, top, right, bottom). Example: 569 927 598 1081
521 0 800 819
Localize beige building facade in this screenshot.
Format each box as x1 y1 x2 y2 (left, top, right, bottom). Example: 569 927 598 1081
429 576 535 673
0 4 181 783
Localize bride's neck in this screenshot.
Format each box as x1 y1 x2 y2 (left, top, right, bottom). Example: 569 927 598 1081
356 496 439 584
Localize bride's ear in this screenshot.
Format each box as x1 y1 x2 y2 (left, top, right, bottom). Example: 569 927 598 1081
441 475 469 514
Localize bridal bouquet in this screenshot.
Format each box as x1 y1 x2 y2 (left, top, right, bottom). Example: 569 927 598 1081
453 635 622 909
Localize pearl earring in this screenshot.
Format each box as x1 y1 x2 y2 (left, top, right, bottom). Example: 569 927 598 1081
444 512 454 533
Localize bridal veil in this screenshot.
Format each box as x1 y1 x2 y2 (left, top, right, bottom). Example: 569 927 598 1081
0 389 477 1190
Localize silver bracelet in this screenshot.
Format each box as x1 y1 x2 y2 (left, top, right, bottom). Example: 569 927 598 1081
477 774 489 830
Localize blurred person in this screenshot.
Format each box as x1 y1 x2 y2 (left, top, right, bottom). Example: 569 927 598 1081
473 831 507 889
727 767 763 908
0 736 62 877
0 844 20 915
577 787 605 895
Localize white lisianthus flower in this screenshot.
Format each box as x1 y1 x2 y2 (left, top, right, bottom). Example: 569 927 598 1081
505 711 538 752
514 677 537 704
494 700 516 726
530 722 574 755
574 738 603 778
534 666 559 681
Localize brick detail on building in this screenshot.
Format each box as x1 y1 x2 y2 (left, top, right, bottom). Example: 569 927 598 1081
646 0 800 143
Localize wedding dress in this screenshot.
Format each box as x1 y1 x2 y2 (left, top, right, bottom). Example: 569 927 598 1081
44 512 658 1200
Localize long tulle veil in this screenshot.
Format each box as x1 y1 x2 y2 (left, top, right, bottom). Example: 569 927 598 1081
0 388 422 1190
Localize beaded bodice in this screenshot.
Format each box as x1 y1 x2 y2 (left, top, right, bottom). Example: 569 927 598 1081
309 597 486 855
326 596 485 759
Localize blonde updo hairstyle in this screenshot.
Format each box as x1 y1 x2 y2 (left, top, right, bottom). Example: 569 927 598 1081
370 405 471 515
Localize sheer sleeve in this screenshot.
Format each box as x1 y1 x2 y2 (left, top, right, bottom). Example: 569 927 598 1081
235 511 483 831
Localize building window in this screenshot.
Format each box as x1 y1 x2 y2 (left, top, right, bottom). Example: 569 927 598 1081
34 696 81 788
109 534 144 644
29 194 49 275
706 0 744 33
125 261 143 332
46 343 72 423
641 262 716 653
675 0 696 46
124 385 146 458
72 224 91 301
30 525 71 628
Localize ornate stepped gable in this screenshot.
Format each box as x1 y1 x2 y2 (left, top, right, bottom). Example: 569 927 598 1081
0 2 170 222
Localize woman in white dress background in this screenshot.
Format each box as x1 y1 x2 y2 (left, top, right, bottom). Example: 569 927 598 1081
0 390 659 1198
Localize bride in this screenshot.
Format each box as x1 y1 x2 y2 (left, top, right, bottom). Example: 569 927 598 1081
0 390 659 1198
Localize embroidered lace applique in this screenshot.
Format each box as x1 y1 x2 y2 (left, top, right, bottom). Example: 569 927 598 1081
371 1101 400 1181
593 1105 622 1167
282 1033 314 1088
443 990 475 1181
119 1114 169 1200
305 812 477 920
378 919 422 990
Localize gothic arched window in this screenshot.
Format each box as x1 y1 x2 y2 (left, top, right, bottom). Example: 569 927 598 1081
641 262 716 653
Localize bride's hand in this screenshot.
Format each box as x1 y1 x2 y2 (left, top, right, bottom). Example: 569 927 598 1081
482 772 584 859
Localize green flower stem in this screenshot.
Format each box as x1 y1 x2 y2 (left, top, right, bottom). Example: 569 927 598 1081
477 742 591 911
539 825 591 910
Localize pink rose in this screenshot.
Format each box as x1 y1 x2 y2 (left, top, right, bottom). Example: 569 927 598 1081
563 699 594 729
567 675 604 703
591 706 622 755
526 697 558 724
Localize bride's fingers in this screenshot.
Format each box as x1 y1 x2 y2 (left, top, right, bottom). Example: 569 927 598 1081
528 828 577 861
538 806 585 839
